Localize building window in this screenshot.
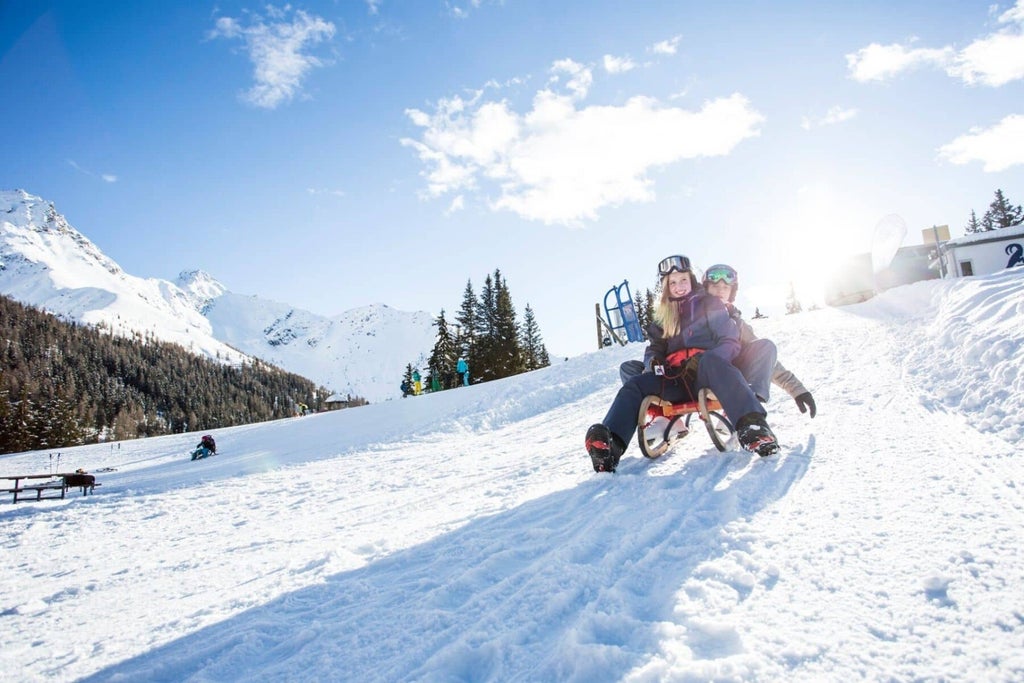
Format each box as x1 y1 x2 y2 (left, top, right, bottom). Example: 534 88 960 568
959 261 973 276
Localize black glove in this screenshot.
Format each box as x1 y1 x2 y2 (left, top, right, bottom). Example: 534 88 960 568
794 391 816 418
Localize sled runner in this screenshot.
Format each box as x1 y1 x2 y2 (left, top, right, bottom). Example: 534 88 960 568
637 388 736 458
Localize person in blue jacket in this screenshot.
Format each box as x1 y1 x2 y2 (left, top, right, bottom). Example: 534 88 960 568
457 357 469 386
586 255 779 473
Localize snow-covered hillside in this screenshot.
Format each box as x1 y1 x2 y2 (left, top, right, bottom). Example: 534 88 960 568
1 190 435 402
2 268 1023 681
190 278 436 404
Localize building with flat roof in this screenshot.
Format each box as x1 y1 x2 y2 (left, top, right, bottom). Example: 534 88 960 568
940 224 1024 278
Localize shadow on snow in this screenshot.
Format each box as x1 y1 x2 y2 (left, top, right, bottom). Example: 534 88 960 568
81 438 813 683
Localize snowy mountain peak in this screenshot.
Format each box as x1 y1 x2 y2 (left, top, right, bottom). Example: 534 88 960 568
0 190 123 278
176 269 227 313
1 189 435 402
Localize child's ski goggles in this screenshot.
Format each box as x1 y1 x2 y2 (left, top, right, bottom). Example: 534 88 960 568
704 265 737 285
657 255 691 277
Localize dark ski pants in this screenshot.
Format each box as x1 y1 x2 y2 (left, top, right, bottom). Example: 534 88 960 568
602 353 766 449
620 340 778 400
733 338 777 402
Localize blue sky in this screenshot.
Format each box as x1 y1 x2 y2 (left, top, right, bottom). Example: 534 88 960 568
2 1 1023 358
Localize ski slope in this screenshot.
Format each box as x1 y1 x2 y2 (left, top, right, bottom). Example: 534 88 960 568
2 269 1023 682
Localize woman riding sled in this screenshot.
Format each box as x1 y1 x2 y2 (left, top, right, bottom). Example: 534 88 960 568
585 254 779 473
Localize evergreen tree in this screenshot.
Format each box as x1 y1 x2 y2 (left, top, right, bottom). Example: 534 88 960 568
519 304 550 371
473 273 498 381
0 372 12 454
402 363 414 395
965 209 982 234
983 189 1024 230
428 309 458 389
454 280 477 374
644 288 656 333
785 282 803 315
633 290 650 338
981 210 996 232
8 387 34 453
491 270 523 379
36 389 84 450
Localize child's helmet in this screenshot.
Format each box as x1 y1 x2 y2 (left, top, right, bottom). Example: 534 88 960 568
702 264 739 302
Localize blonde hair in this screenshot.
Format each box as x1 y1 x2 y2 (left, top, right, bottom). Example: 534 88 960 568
653 272 699 337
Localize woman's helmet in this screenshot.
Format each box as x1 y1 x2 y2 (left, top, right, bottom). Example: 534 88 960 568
702 264 738 302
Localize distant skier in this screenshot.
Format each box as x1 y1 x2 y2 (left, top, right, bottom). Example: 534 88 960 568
412 369 422 395
457 357 469 386
190 434 217 461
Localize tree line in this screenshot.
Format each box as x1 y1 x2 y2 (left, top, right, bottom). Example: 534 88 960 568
405 269 551 392
0 294 336 455
964 189 1023 233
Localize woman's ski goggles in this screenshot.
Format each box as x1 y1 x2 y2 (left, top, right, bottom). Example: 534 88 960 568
657 255 691 277
704 265 737 285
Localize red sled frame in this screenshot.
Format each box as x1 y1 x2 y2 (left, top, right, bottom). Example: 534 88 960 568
637 388 737 458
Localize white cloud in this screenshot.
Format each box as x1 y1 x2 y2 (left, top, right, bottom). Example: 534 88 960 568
444 195 465 215
937 113 1024 171
800 105 859 130
401 64 764 226
650 35 681 55
846 42 953 82
209 6 335 109
67 159 117 183
603 54 637 74
848 1 1024 85
306 188 346 197
445 0 485 19
947 31 1024 86
548 59 593 100
366 0 382 15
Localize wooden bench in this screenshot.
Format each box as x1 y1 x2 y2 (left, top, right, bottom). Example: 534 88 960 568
2 473 101 503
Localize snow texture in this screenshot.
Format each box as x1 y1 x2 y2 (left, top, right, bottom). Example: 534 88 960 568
2 268 1023 682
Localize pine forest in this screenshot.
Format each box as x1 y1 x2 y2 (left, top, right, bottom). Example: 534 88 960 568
0 295 333 455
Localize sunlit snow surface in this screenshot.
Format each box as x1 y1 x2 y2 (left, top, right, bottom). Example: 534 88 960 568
2 269 1023 682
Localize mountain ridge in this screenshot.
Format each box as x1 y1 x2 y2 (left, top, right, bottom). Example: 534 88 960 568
0 189 434 402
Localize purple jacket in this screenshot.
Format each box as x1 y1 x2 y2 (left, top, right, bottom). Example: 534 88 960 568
644 288 740 368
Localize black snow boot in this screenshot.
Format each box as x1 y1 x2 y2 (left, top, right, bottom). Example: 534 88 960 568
585 423 625 473
736 413 780 457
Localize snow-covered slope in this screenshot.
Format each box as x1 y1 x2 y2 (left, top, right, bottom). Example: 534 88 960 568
2 268 1023 682
1 190 434 402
